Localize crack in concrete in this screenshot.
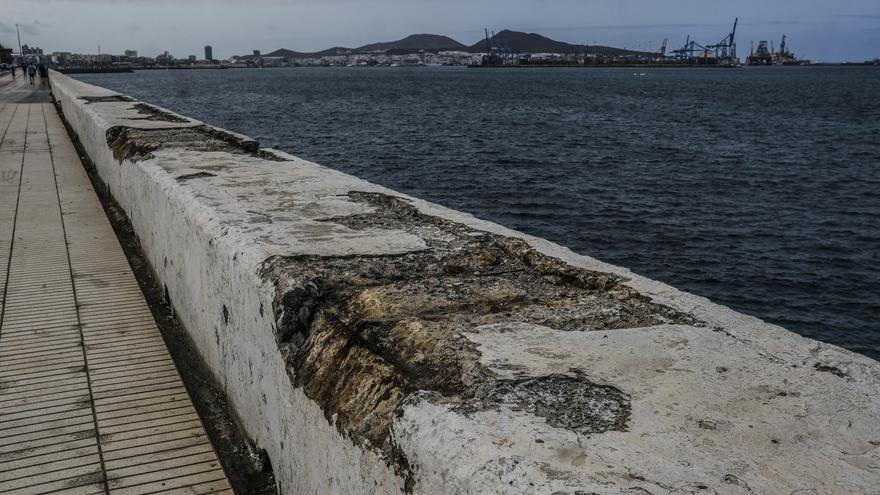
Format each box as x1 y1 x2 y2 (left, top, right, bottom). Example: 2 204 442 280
80 95 134 103
131 103 189 123
104 124 289 163
176 171 217 181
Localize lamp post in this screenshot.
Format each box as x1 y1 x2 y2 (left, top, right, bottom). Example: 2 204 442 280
16 23 23 64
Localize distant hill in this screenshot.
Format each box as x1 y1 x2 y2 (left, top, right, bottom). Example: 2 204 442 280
259 35 465 60
263 48 308 59
467 30 646 56
309 47 359 57
263 47 353 58
357 34 466 53
241 30 647 60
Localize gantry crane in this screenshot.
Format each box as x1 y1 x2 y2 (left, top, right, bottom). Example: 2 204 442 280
671 18 739 66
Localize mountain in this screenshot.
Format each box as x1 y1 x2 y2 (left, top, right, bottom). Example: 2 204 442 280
263 46 356 59
241 30 647 60
258 35 465 59
307 47 359 57
467 30 646 56
264 48 308 59
357 34 467 53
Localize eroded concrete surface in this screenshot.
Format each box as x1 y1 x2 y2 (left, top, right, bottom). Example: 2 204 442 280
51 71 880 494
259 192 697 481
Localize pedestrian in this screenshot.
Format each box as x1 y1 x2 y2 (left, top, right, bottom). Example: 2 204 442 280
9 64 15 79
26 63 36 85
38 64 48 86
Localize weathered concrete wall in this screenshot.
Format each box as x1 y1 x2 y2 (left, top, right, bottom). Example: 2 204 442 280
51 70 880 495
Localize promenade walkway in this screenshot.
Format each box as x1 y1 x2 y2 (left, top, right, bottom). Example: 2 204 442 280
0 75 52 104
0 78 233 493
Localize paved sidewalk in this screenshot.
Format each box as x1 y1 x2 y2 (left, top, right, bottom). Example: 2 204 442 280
0 96 233 491
0 75 51 104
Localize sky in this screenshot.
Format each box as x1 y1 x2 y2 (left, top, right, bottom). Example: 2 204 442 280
2 0 879 62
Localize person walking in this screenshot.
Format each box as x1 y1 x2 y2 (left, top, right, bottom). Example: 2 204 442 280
38 64 48 86
26 63 36 85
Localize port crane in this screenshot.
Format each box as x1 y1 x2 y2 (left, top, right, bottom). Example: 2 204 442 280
671 18 739 66
706 17 738 65
657 38 668 57
672 35 711 63
483 29 519 65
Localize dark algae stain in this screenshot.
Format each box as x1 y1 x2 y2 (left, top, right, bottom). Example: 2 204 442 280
260 192 696 483
460 374 631 434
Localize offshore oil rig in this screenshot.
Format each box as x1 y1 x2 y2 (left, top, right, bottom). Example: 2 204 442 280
671 18 740 66
747 35 803 65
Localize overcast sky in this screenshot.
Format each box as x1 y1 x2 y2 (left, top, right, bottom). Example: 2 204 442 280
2 0 879 62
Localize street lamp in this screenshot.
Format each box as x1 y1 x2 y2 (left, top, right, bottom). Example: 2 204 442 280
16 23 23 64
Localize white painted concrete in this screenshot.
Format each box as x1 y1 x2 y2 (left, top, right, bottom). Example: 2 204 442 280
51 71 880 495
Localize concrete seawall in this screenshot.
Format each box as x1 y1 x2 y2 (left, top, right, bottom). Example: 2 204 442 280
50 70 880 495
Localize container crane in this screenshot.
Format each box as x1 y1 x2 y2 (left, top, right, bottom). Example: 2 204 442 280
705 17 738 66
671 18 740 66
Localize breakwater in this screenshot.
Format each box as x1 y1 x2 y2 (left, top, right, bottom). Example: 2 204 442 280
51 70 880 494
73 67 880 362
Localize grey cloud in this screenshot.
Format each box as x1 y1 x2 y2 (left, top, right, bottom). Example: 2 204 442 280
0 22 40 36
20 24 40 35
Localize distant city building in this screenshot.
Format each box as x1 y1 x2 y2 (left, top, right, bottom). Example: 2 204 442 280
125 49 138 58
52 51 73 65
156 51 174 65
253 50 261 57
205 45 213 61
21 44 43 56
188 55 197 62
261 56 285 67
0 45 12 64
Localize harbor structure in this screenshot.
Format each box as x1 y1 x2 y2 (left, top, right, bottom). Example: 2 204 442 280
671 18 739 66
748 35 804 65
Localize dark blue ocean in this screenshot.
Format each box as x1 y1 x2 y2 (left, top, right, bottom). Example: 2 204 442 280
75 66 880 361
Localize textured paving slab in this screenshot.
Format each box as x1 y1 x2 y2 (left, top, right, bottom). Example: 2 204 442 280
0 102 232 494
